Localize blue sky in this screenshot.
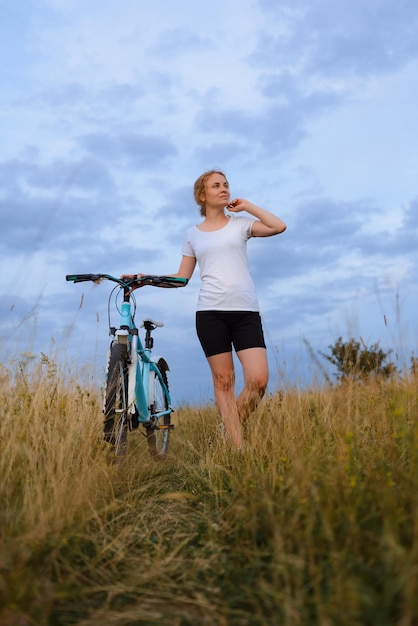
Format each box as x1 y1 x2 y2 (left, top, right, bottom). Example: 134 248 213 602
1 0 417 405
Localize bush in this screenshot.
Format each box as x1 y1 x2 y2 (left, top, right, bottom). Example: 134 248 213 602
320 336 397 382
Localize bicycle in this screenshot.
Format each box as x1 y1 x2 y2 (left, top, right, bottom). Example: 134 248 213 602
66 273 188 460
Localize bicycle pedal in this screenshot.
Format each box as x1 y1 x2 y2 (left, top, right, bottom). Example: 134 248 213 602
157 424 174 431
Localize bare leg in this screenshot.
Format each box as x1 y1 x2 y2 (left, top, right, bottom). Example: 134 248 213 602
207 351 243 448
236 347 269 423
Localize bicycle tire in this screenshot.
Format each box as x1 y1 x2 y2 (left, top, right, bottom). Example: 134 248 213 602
103 343 129 460
146 360 171 458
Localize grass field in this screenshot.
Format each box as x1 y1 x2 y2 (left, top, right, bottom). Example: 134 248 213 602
1 355 418 625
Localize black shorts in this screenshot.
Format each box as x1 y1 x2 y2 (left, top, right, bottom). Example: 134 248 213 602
196 310 266 358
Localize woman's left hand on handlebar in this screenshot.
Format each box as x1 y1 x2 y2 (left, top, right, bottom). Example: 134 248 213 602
121 273 143 289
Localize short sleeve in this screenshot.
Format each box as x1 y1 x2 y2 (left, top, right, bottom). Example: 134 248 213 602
182 230 196 257
240 216 255 240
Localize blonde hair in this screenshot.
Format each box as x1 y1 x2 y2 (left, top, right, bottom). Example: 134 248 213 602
193 170 227 217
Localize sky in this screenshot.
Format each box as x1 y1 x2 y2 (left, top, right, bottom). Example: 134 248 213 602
1 0 418 405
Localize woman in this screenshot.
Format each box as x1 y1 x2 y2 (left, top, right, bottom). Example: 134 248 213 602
127 170 286 448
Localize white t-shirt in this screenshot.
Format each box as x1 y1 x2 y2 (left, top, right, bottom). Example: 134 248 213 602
182 215 259 311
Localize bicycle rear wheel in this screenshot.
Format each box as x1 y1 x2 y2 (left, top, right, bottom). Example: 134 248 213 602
103 343 129 461
146 360 171 458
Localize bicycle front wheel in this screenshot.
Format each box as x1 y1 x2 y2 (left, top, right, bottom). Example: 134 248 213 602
103 343 129 460
146 360 171 458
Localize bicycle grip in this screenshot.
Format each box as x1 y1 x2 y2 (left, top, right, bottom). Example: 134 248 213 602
66 274 102 283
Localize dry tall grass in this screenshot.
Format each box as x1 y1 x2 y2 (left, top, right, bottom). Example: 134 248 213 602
1 355 418 625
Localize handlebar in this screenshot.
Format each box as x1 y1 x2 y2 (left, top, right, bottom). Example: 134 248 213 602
65 273 188 289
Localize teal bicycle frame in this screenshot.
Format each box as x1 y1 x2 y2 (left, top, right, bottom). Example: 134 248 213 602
114 298 171 424
66 273 188 458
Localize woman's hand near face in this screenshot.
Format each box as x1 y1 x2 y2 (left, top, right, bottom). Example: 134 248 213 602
226 198 251 213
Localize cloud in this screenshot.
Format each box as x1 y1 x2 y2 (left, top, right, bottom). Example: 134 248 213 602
402 197 418 231
42 82 87 106
256 0 418 79
149 28 212 58
192 142 250 171
195 83 344 162
79 132 178 169
196 105 306 157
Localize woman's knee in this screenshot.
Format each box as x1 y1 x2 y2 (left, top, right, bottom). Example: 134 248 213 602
238 348 268 390
247 373 268 396
208 353 235 392
213 370 235 392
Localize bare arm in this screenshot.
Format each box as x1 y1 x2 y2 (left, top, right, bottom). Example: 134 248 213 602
121 255 196 286
227 198 286 237
169 255 197 280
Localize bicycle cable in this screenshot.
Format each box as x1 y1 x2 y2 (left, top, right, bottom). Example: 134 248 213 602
107 283 137 331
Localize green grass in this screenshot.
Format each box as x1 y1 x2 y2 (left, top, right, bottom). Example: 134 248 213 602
1 357 418 625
